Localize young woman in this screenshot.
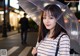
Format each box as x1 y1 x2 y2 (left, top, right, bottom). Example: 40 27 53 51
32 4 70 56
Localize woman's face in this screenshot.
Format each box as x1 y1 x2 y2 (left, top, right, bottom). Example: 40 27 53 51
43 11 57 30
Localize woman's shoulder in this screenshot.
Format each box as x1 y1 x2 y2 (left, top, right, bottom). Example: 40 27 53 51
59 32 70 41
59 32 68 36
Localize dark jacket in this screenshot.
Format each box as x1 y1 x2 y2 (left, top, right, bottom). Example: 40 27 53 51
19 17 29 30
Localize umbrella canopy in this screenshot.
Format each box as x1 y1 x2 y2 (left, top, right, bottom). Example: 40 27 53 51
19 0 80 54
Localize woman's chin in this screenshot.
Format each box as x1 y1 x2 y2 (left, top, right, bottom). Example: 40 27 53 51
46 27 51 30
46 27 54 30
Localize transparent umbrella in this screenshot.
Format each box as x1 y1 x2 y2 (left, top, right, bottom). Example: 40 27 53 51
19 0 80 54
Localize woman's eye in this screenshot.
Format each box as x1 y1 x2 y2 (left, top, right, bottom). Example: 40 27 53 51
50 17 53 19
43 17 46 19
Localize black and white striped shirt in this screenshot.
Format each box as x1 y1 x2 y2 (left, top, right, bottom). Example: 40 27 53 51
36 32 70 56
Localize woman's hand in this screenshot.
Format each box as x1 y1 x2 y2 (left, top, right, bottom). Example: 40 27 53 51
31 47 37 56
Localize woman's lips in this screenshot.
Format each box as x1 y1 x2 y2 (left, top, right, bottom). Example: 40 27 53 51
46 24 50 26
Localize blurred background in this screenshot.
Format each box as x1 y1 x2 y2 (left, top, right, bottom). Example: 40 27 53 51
0 0 80 56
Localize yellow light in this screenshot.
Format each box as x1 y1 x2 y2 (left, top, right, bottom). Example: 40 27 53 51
1 18 4 21
18 15 20 19
33 17 37 21
14 10 19 13
27 15 30 18
70 7 77 12
0 11 4 14
19 11 25 17
64 19 69 23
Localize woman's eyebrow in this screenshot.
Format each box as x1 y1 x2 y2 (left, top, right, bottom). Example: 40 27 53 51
50 16 54 18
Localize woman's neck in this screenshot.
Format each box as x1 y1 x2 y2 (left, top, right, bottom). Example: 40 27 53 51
48 28 54 38
50 28 54 34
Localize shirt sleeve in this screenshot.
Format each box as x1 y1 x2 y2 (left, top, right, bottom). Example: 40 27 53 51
59 35 70 56
35 42 39 48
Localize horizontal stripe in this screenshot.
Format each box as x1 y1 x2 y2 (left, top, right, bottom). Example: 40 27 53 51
38 52 47 56
60 40 70 42
37 33 70 56
59 53 70 55
38 45 56 52
38 51 55 56
40 43 54 48
41 42 56 47
59 47 70 49
60 43 70 45
38 49 55 54
59 47 70 50
44 39 58 42
59 50 70 52
42 41 57 46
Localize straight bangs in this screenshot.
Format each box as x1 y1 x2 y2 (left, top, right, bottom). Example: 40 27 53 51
44 5 62 19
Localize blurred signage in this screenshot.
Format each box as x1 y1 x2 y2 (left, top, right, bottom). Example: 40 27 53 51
10 0 19 9
64 0 79 2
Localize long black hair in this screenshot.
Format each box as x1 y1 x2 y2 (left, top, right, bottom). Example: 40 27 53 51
38 4 67 42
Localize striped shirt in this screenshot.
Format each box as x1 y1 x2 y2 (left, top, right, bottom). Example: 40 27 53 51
36 32 70 56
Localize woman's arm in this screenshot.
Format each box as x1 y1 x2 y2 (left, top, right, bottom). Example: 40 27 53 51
35 42 39 48
31 42 39 55
59 35 70 56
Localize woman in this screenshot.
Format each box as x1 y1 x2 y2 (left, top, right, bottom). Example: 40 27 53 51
32 4 70 56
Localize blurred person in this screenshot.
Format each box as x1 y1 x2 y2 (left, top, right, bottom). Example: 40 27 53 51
32 4 70 56
7 22 11 31
19 13 29 44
